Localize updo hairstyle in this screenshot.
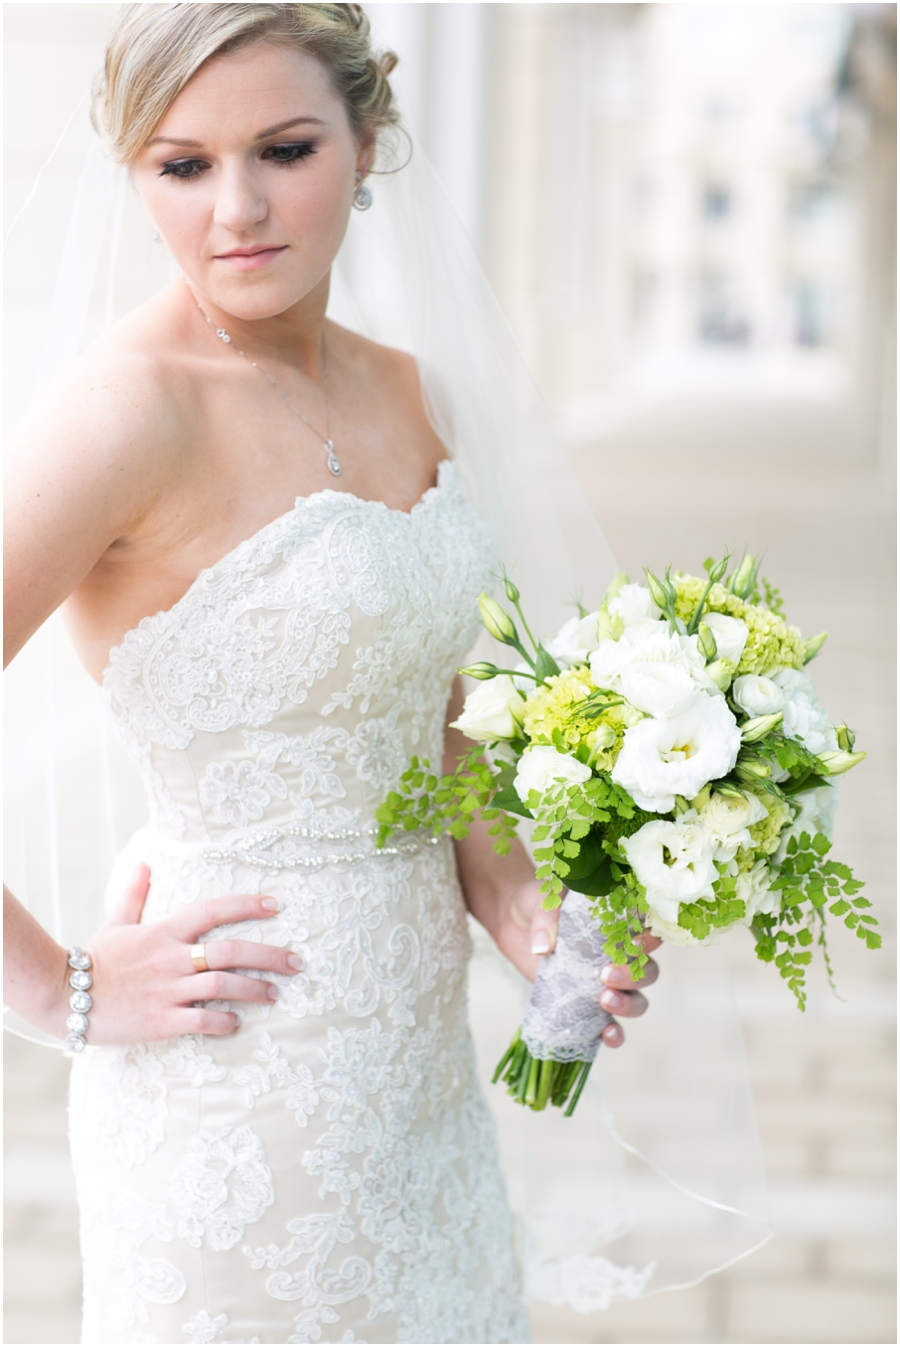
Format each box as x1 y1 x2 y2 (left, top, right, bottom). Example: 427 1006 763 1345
92 3 400 164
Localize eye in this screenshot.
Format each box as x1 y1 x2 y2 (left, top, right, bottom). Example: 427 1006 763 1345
159 158 208 180
263 142 318 166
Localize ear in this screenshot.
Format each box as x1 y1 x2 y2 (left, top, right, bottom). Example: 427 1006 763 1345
356 127 377 178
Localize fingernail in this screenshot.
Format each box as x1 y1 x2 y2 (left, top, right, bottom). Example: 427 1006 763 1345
287 954 303 972
600 989 620 1010
600 965 615 984
531 932 552 955
261 897 281 912
267 983 281 1000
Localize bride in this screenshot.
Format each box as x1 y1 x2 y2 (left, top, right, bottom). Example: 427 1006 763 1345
3 5 660 1343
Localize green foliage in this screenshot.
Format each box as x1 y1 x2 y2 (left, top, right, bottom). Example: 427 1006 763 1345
751 830 875 1009
760 576 785 615
375 750 518 851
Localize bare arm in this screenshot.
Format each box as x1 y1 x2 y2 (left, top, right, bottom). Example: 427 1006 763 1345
3 352 181 667
2 356 299 1043
444 677 659 1045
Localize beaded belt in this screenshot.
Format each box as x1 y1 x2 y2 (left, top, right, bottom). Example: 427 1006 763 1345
152 822 441 873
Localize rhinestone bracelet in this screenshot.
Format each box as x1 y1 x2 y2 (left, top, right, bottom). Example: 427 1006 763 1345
63 947 93 1056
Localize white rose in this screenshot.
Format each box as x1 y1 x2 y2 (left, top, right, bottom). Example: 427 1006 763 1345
771 669 837 756
546 611 601 668
608 583 662 631
773 783 839 864
513 745 592 803
699 790 768 862
621 813 717 923
612 693 742 812
732 674 785 719
737 859 777 922
451 675 522 742
704 612 749 666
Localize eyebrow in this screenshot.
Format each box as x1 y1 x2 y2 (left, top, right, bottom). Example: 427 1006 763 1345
146 115 325 149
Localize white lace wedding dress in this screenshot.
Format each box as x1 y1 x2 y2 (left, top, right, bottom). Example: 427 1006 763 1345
68 460 530 1346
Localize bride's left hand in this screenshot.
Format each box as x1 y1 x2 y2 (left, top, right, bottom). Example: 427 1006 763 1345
514 881 661 1049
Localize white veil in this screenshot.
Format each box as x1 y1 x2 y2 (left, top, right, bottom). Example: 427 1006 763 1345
3 79 771 1320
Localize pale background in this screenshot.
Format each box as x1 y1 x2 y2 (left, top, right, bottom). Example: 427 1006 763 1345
4 3 896 1344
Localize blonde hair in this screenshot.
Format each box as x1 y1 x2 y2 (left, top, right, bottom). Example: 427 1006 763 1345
93 3 400 164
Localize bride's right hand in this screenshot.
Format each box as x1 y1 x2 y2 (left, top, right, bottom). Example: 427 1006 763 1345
67 863 300 1045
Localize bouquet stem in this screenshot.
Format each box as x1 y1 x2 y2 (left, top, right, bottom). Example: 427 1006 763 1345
492 1028 594 1116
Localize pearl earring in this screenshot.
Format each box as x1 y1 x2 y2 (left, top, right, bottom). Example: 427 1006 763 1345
353 170 373 212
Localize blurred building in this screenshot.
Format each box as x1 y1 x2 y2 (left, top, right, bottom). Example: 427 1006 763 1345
370 3 895 468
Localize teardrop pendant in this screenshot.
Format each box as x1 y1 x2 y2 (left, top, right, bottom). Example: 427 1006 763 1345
324 440 342 476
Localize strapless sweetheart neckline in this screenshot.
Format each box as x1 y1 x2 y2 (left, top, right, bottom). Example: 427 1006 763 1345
102 458 454 683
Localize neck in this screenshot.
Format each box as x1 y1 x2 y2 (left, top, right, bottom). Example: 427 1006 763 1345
182 272 332 376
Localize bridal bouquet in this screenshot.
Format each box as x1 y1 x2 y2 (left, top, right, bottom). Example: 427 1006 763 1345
377 555 875 1115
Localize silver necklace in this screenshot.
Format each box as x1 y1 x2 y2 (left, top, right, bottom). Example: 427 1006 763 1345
189 284 341 477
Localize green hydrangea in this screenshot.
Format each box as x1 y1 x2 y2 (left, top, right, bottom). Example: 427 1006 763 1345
674 576 805 675
748 789 792 856
522 669 598 750
522 669 640 770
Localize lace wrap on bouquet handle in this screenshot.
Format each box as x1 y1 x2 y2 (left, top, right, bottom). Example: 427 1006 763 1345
521 891 613 1063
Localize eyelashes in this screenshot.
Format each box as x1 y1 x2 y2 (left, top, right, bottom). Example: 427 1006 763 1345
158 142 319 180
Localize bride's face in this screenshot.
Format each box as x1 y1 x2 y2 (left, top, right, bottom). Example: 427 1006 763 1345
132 41 373 321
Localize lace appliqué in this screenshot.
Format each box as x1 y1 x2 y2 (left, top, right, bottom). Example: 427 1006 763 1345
170 1125 275 1252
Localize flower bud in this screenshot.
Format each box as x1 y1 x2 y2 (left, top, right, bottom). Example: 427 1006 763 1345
603 572 629 604
708 554 730 585
705 657 735 692
835 723 856 752
672 794 690 815
697 622 718 661
731 554 758 599
458 662 500 680
589 723 616 752
478 592 518 645
503 577 520 604
817 749 867 777
741 712 783 743
802 631 828 664
643 568 673 612
735 756 772 781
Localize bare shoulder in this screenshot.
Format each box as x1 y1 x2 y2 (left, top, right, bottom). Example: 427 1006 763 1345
6 291 192 529
3 288 198 663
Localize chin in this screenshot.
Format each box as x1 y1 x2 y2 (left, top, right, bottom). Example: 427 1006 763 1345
202 269 325 322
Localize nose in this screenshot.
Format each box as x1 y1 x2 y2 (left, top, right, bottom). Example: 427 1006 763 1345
212 159 268 234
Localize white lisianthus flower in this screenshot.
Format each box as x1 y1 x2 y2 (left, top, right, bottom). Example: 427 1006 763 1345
621 813 717 923
514 745 592 802
732 674 785 719
699 790 768 863
546 611 601 668
612 694 742 812
738 859 777 923
618 658 699 719
608 583 662 631
590 626 714 718
773 783 839 864
451 675 522 742
771 669 837 756
704 612 749 666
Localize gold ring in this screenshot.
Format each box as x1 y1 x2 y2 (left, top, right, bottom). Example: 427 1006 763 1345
191 943 210 973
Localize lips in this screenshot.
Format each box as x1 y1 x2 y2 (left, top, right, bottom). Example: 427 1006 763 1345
214 245 287 271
